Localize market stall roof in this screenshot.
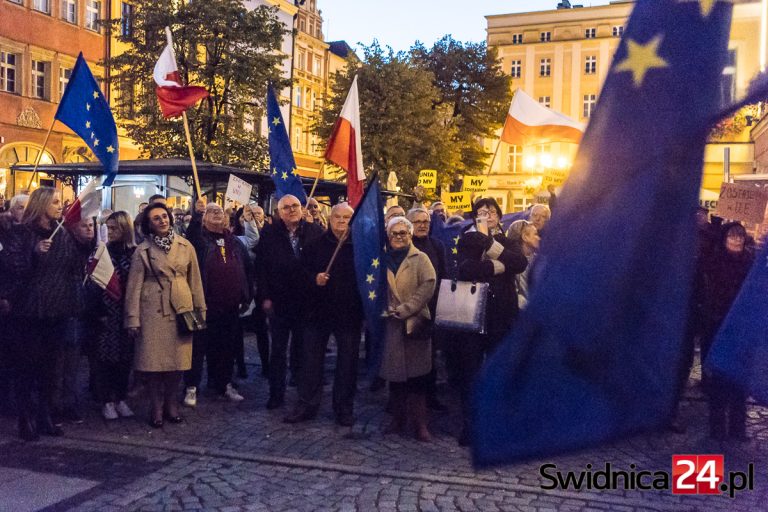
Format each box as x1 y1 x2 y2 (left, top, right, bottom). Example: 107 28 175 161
12 158 409 201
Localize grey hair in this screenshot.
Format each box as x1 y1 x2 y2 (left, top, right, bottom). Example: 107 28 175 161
429 201 444 210
10 194 28 209
530 204 551 216
406 207 429 220
331 202 354 215
387 216 413 234
277 194 301 208
506 219 529 240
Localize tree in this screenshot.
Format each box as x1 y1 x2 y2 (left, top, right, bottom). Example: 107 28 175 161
108 0 291 168
314 43 460 194
411 36 513 176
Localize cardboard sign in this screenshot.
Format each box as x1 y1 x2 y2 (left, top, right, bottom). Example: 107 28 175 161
443 192 471 213
716 182 768 224
462 175 488 193
225 174 253 205
417 169 438 189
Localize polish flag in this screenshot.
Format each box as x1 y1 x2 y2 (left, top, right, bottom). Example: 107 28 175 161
64 178 101 227
501 88 584 146
153 27 209 119
86 242 122 301
325 76 364 208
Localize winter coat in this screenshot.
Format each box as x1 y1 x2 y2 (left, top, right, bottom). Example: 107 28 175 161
94 243 135 364
255 218 323 319
124 236 206 372
457 226 528 338
412 235 446 320
701 247 754 340
379 245 436 382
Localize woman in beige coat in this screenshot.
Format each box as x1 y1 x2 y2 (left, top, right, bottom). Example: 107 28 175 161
380 216 436 442
125 203 206 428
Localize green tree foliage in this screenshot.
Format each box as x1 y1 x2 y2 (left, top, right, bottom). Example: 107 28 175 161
314 43 460 194
411 36 513 176
108 0 290 168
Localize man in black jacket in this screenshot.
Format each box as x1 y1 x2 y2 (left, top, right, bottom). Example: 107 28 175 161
256 194 324 409
285 203 363 426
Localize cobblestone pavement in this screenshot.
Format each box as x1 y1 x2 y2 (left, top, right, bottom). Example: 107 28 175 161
1 338 768 511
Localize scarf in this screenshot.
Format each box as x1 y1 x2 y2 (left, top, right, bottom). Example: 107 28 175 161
385 245 409 273
151 230 175 253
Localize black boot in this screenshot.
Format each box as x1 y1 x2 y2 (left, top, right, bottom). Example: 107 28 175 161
18 415 39 442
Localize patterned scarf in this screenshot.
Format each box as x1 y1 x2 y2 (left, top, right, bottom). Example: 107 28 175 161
152 230 175 253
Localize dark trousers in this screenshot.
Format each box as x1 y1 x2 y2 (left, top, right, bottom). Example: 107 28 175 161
268 314 304 398
94 360 131 403
249 308 270 372
185 310 241 394
297 323 361 415
9 318 65 423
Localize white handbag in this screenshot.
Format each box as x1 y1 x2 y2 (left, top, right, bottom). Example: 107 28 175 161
434 279 489 334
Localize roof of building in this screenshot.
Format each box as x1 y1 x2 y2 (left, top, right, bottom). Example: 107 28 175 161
328 40 355 59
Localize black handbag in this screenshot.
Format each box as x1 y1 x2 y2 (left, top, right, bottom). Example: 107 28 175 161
147 252 207 335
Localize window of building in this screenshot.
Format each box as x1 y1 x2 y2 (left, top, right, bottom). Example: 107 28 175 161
61 0 77 23
512 33 523 45
612 26 624 37
299 18 306 32
294 126 302 152
59 67 71 100
7 0 23 4
313 55 322 76
585 55 597 75
583 94 597 118
585 28 596 39
31 60 48 99
294 86 302 108
33 0 50 14
121 2 134 37
0 52 17 93
538 96 551 108
297 50 306 71
540 31 551 42
86 0 101 31
507 145 523 173
311 90 317 111
540 58 551 77
720 49 736 108
510 60 521 78
308 21 314 36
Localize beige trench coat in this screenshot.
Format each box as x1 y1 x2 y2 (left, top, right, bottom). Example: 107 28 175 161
379 245 436 382
124 236 206 372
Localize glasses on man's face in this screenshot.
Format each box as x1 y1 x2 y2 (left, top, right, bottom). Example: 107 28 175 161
281 204 301 212
476 209 498 218
389 230 410 239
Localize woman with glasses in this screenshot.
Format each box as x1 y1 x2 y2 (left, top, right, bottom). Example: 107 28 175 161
380 216 436 441
701 221 754 441
304 198 327 230
124 203 206 428
454 197 528 446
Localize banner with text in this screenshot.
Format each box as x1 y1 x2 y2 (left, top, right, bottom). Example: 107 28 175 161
463 175 488 193
417 169 438 189
225 174 253 205
716 182 768 224
443 191 471 213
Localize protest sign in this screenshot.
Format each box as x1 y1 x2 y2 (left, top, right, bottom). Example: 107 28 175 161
716 182 768 224
225 174 253 205
443 191 471 213
463 175 488 193
417 169 437 189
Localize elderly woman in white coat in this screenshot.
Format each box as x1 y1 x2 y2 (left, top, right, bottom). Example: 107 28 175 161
125 203 206 428
380 216 436 442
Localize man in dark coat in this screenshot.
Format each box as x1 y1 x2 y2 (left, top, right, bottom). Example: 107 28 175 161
256 194 324 409
184 201 253 405
407 207 447 411
285 203 363 426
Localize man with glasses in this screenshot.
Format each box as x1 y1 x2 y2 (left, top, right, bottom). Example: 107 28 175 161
256 194 323 409
406 207 447 411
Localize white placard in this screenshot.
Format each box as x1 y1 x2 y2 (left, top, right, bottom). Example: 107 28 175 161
225 174 253 205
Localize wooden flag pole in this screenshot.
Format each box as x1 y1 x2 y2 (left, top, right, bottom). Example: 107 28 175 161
323 229 349 275
307 161 326 202
484 136 504 177
26 118 57 191
182 111 203 198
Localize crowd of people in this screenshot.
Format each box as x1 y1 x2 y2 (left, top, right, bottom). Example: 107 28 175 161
0 186 754 445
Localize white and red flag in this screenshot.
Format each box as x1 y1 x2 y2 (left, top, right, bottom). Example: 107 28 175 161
153 27 209 119
325 75 364 208
500 88 584 146
64 178 101 227
86 242 122 301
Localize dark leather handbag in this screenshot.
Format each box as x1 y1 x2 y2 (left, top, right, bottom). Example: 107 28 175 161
147 254 207 335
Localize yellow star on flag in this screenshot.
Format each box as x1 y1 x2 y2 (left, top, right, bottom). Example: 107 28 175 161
271 168 277 176
614 35 669 87
106 145 115 153
85 121 91 129
272 117 281 126
291 168 299 176
366 274 375 284
371 258 380 268
453 236 460 244
451 247 458 255
92 91 99 99
681 0 727 17
368 291 377 301
281 171 288 180
90 132 95 139
93 139 99 146
86 103 91 111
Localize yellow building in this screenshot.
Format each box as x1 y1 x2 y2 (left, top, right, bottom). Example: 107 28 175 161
485 0 764 212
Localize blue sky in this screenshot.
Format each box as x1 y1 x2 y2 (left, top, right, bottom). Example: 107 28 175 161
319 1 611 52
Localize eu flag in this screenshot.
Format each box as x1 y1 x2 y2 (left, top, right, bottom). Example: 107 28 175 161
351 178 387 376
472 0 756 465
56 53 119 186
267 84 308 203
705 244 768 404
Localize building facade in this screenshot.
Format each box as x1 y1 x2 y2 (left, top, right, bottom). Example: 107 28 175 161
485 0 764 212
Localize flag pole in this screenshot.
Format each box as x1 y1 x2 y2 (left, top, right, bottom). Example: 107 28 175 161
182 111 203 198
323 229 349 275
307 161 326 202
484 136 504 177
26 117 57 191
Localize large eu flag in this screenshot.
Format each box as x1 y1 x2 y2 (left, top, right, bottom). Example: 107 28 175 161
351 178 387 376
705 244 768 404
56 53 119 186
267 84 308 203
472 0 747 465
